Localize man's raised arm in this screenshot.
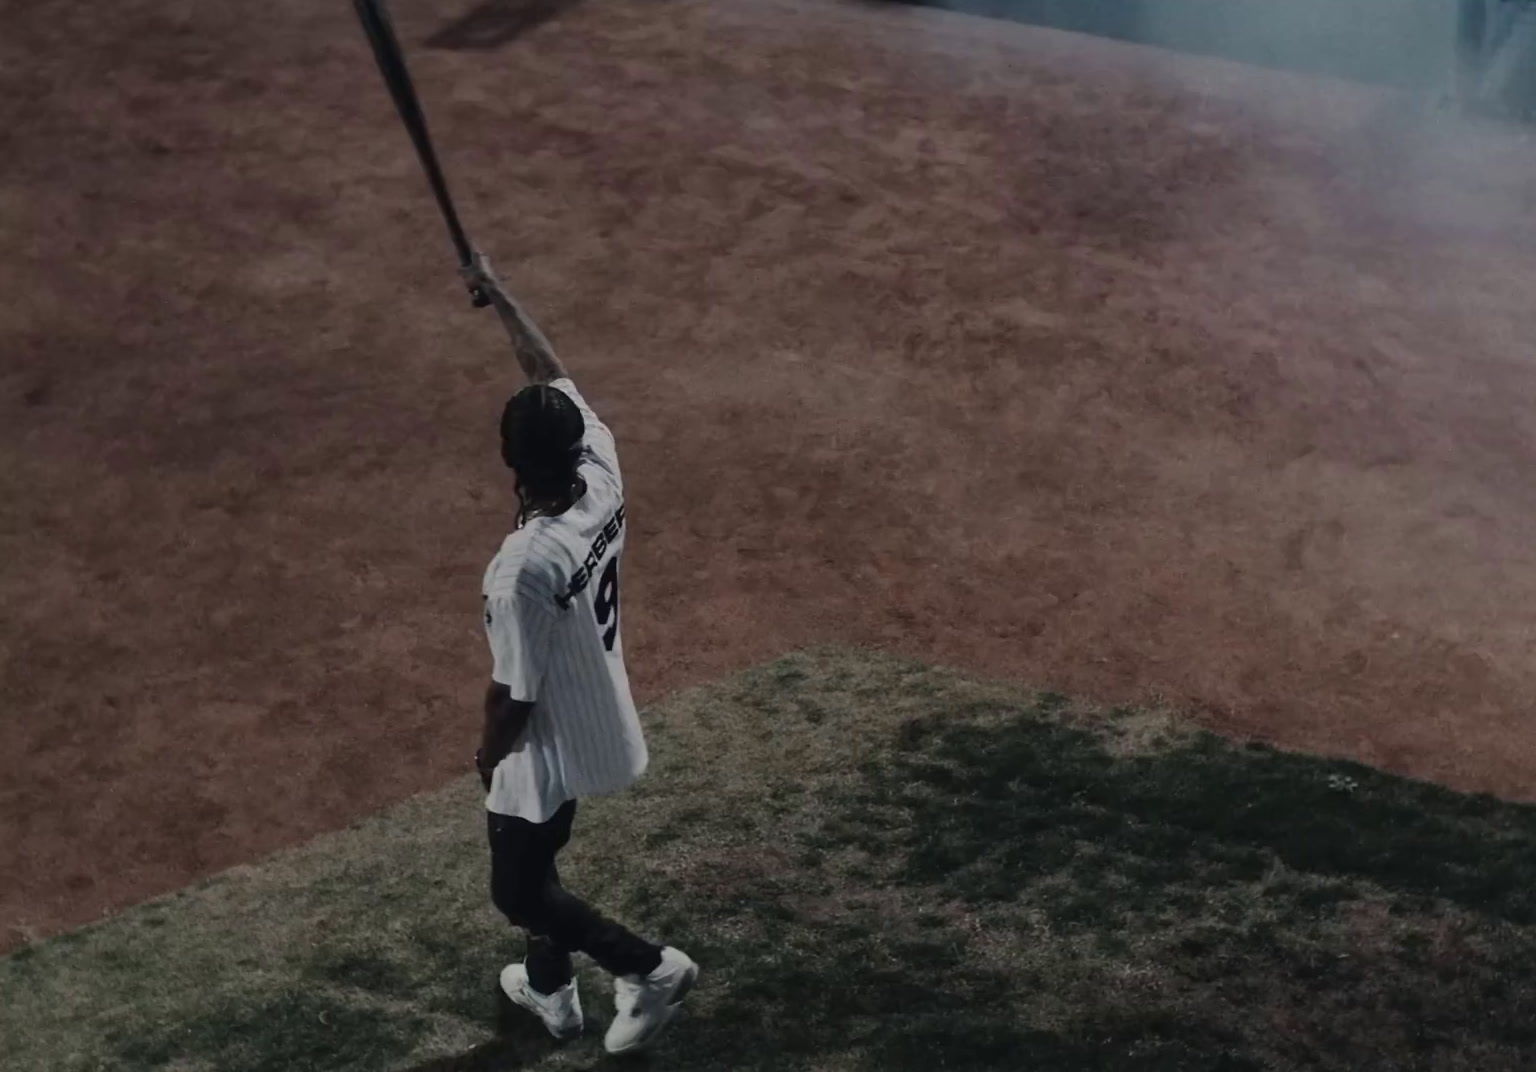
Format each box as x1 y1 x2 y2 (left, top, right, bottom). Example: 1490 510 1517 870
461 251 569 386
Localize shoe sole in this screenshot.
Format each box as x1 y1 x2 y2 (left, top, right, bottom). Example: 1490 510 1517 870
605 961 699 1055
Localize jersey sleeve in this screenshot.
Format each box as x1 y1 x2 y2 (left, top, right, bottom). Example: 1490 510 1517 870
549 377 620 487
483 583 556 703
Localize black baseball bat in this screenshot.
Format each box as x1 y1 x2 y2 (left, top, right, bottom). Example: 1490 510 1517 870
352 0 489 308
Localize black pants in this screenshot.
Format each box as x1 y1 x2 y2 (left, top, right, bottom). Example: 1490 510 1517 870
488 799 663 993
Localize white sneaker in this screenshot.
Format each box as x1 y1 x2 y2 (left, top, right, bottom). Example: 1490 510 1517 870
603 946 699 1055
499 962 584 1040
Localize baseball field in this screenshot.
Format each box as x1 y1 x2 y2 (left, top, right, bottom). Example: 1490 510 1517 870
5 0 1536 1066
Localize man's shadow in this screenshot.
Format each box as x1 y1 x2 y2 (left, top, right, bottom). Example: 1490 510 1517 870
398 988 575 1070
425 0 584 51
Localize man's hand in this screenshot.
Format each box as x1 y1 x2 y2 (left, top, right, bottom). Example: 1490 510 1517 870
460 251 508 305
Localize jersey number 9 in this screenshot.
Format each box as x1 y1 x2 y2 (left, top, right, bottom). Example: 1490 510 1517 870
594 557 620 653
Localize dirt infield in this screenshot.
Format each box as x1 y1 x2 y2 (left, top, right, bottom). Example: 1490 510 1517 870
4 0 1536 951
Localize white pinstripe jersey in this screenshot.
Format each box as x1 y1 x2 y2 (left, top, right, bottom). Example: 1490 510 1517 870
480 378 647 822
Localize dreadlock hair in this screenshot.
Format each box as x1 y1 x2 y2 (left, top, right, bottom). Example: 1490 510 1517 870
500 384 585 516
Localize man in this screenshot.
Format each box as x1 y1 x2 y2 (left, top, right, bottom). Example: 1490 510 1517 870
1456 0 1536 116
1457 0 1492 107
460 251 698 1054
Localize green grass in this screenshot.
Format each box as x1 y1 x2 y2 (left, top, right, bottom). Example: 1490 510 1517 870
4 647 1536 1071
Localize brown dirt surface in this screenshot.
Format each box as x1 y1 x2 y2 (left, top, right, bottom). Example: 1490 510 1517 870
4 0 1536 951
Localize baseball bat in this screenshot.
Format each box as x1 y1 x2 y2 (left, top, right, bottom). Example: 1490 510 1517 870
352 0 490 308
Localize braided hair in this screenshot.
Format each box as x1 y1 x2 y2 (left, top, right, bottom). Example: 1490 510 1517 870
500 384 584 523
